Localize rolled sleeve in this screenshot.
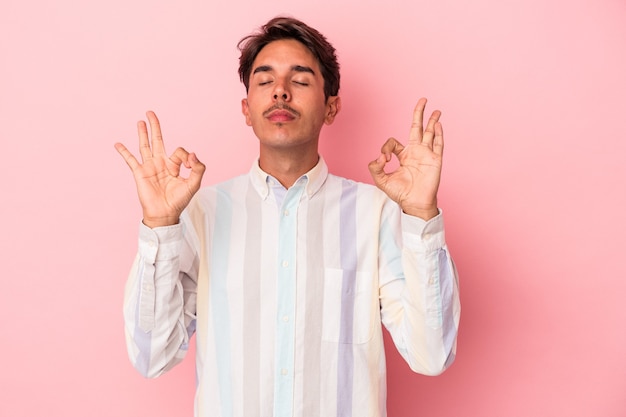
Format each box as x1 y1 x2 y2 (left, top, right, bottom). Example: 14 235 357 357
400 209 446 252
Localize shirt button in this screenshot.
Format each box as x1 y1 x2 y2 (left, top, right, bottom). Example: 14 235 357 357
148 241 156 248
282 315 289 322
423 234 431 241
281 368 288 376
283 209 290 216
428 277 435 285
282 260 289 268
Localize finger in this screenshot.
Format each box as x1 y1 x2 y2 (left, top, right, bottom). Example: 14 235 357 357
380 137 405 161
421 110 441 147
368 154 389 189
186 153 206 193
169 147 191 177
170 147 190 167
433 121 444 156
409 97 428 142
114 142 141 171
137 120 152 163
146 111 167 156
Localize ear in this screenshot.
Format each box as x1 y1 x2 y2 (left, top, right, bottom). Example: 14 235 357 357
324 96 341 125
241 98 252 126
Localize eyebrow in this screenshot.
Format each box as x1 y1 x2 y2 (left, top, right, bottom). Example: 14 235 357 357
252 65 316 75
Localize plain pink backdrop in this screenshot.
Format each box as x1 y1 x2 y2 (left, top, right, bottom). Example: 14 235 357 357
1 0 625 416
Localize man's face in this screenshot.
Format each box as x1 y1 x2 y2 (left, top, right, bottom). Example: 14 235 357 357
241 39 340 152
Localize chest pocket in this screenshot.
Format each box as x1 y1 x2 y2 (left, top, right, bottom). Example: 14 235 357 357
321 268 376 344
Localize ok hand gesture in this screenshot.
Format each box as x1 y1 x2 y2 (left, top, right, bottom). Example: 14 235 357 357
368 98 444 221
114 111 206 228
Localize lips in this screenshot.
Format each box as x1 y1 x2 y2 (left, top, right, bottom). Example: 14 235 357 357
266 109 296 122
263 105 299 123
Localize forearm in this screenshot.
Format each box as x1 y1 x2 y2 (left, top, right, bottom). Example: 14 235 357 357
123 222 198 378
380 211 460 375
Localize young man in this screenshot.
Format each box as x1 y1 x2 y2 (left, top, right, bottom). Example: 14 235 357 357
115 16 460 417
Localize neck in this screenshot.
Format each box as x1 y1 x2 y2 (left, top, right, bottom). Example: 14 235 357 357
259 146 319 188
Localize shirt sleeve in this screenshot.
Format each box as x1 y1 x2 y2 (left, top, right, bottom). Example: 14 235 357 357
378 203 461 376
123 220 199 378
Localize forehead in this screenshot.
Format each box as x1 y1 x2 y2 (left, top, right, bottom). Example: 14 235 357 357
253 39 320 72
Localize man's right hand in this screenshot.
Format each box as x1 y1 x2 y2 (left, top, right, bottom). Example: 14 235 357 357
115 111 206 228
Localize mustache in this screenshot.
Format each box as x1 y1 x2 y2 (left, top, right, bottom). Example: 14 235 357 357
263 103 300 117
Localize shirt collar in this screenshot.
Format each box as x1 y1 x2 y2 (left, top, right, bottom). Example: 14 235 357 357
249 156 329 200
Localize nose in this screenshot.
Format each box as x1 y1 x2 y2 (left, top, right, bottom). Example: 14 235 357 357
272 82 291 101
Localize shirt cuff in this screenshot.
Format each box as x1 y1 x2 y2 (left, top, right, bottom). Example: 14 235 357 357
138 221 184 263
401 209 446 252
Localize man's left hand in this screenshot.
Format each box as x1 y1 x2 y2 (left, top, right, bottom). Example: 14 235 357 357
368 97 444 221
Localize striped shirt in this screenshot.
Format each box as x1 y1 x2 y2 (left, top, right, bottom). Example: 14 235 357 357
123 157 460 417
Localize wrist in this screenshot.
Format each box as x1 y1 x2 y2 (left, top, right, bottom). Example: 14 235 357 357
401 205 439 221
142 216 180 229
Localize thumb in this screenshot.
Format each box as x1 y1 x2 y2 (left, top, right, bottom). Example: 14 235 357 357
187 153 206 192
368 154 388 189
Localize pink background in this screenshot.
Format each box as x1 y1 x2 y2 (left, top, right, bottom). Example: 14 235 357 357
1 0 625 416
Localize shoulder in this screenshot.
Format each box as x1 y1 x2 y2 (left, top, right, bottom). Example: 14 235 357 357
323 173 394 214
326 173 388 199
186 173 250 212
199 173 249 196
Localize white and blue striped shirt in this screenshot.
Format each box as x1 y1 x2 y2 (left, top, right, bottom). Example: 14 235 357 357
124 157 460 417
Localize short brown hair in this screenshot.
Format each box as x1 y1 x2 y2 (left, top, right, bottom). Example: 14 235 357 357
238 16 340 101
